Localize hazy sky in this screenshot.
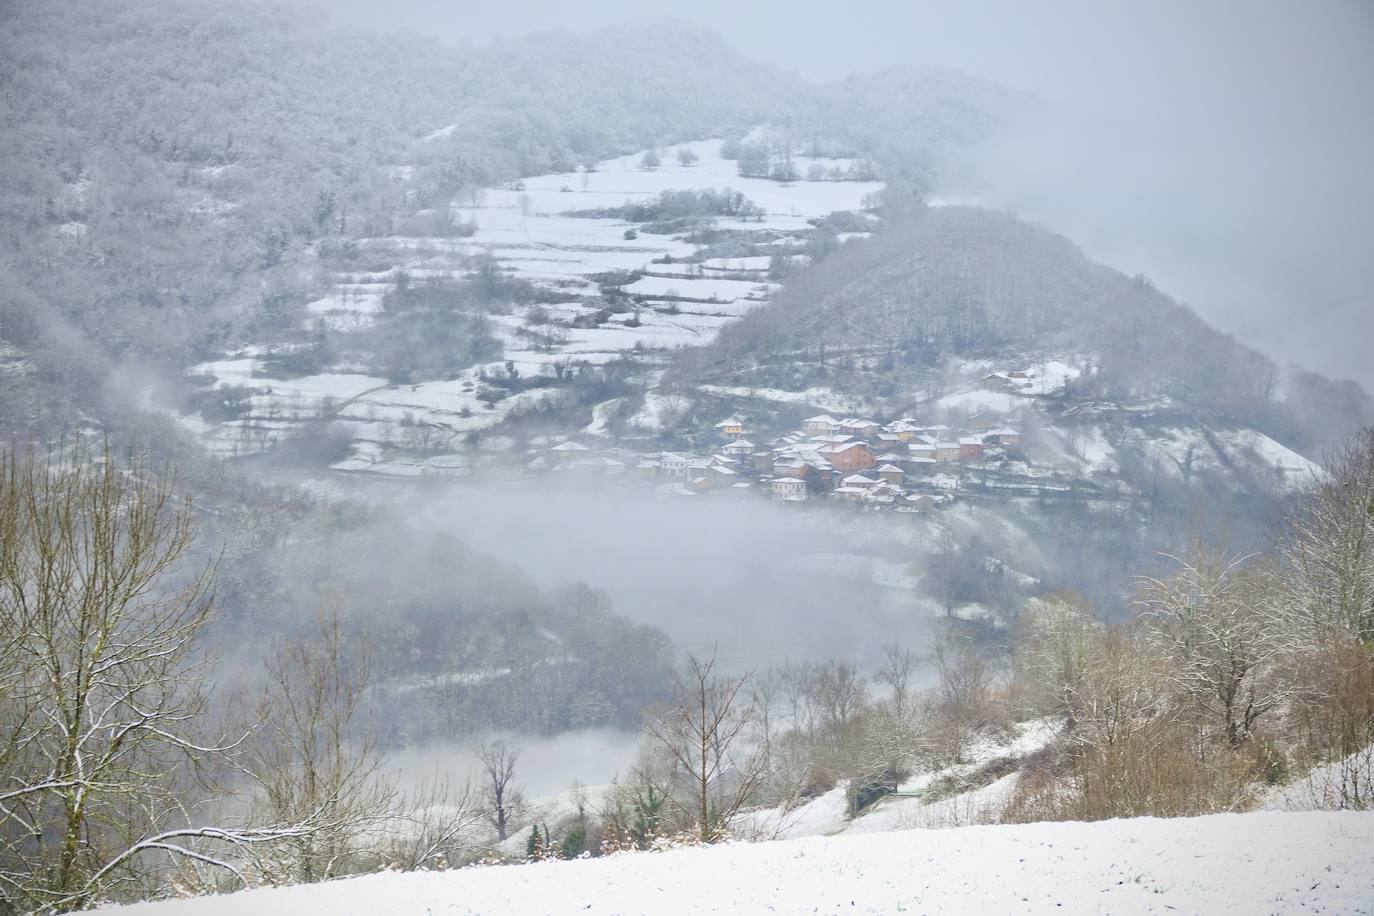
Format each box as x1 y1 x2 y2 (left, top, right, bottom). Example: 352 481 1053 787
313 0 1374 387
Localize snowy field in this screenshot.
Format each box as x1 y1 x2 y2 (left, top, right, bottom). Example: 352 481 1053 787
102 811 1374 915
185 139 882 468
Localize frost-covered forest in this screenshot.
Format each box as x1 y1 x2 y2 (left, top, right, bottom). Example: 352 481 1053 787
1 0 1371 912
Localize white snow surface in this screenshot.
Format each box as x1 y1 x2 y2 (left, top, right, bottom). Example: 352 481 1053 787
101 811 1374 915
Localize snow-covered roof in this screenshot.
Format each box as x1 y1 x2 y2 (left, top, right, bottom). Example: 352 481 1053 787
958 437 984 446
714 417 744 427
805 414 839 423
552 441 590 452
843 474 877 485
877 464 904 473
572 456 624 467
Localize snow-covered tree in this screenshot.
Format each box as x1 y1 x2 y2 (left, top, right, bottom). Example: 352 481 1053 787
1136 551 1293 747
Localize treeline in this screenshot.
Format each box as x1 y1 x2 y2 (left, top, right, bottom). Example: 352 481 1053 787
573 188 765 233
201 488 676 740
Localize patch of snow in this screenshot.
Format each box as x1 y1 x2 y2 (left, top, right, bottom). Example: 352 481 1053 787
935 387 1027 414
700 255 773 272
620 275 775 303
1258 745 1374 811
696 385 869 415
735 784 850 841
1023 359 1082 394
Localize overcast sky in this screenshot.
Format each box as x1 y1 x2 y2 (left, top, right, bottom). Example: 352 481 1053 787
313 0 1374 387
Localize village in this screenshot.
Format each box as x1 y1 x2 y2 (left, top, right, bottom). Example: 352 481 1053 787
523 371 1045 512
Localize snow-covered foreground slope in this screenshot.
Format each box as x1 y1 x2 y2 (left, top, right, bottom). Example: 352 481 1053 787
105 812 1373 915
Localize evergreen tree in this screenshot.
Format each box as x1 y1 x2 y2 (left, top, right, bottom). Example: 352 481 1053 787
525 825 543 860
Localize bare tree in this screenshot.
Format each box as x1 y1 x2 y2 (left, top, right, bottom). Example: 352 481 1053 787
874 643 920 722
1282 427 1374 642
0 444 323 911
644 652 765 842
929 625 999 761
1015 595 1099 725
808 660 869 735
0 445 221 909
381 775 486 871
247 608 395 883
1136 551 1293 747
477 740 522 842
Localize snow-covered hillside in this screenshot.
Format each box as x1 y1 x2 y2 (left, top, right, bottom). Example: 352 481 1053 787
182 139 881 470
102 811 1374 915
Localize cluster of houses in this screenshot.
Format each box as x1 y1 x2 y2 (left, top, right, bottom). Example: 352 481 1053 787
527 409 1023 513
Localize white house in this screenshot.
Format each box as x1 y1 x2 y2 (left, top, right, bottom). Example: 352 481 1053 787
803 414 841 435
722 439 755 458
658 452 690 476
770 477 808 502
570 456 625 475
551 441 591 464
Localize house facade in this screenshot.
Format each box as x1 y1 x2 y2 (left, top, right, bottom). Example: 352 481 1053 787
770 477 807 502
803 414 841 436
826 441 876 473
714 417 746 439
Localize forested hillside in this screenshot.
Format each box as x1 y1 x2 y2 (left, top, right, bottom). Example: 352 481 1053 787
674 203 1373 456
0 0 1021 439
0 1 785 430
